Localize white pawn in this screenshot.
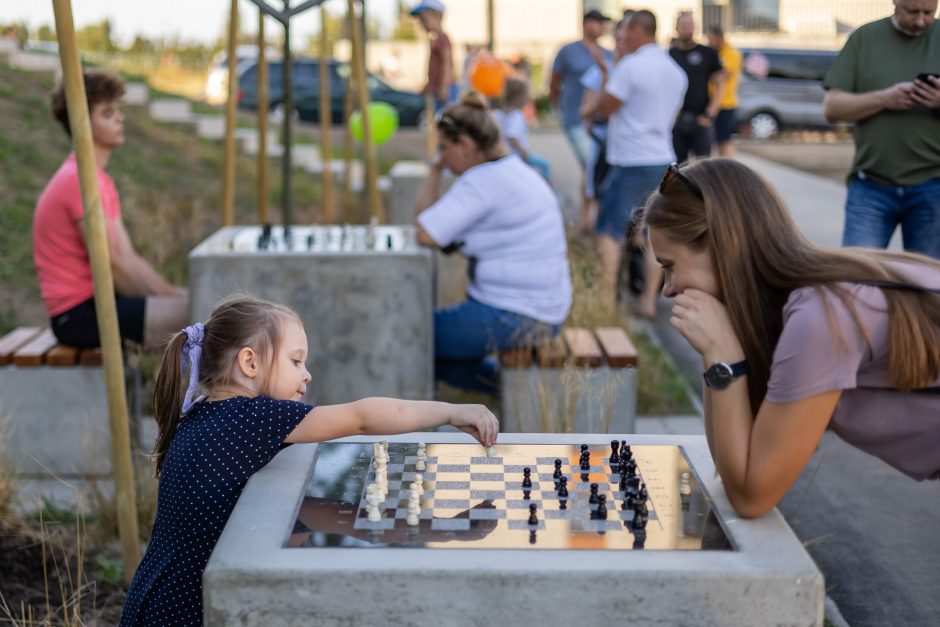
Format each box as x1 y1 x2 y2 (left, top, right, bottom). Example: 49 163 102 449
415 457 426 471
485 446 497 458
406 501 420 526
414 473 425 496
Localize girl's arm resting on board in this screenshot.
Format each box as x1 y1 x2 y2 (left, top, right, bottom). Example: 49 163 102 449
706 381 840 518
285 398 498 447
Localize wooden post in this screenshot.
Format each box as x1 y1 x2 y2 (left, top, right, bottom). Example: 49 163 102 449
281 3 294 230
222 0 238 226
257 10 269 224
347 0 383 222
425 92 435 158
51 0 140 583
486 0 495 52
319 4 335 222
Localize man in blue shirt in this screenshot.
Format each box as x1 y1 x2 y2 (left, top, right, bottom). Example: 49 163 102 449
551 10 612 229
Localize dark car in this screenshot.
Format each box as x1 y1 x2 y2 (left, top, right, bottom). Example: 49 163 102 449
237 57 425 127
736 48 839 139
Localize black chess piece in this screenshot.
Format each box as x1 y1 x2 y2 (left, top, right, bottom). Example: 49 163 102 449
589 483 599 504
522 467 532 489
638 483 648 502
580 444 589 455
523 489 531 500
618 473 627 492
597 494 608 519
609 439 620 465
529 530 537 545
553 459 563 478
622 444 632 460
626 459 637 475
557 476 569 498
528 503 538 525
559 499 568 510
580 451 591 471
306 234 314 250
633 527 647 549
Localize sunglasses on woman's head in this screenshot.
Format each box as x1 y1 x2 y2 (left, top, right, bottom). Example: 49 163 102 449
659 163 704 200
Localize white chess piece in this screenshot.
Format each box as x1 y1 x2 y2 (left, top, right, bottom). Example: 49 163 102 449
415 458 426 471
485 446 497 458
414 473 425 496
406 500 420 526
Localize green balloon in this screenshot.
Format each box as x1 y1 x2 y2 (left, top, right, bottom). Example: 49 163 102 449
349 102 399 145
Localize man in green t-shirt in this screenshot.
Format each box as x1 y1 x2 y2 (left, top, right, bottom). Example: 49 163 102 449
823 0 940 259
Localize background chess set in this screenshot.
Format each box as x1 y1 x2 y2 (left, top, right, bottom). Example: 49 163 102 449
298 442 712 550
228 224 411 253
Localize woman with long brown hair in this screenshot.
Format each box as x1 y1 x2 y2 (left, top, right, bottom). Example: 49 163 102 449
643 158 940 518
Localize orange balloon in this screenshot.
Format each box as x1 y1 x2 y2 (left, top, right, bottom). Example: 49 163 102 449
469 56 506 97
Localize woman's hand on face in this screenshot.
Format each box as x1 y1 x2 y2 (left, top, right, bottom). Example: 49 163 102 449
671 289 745 365
449 404 499 447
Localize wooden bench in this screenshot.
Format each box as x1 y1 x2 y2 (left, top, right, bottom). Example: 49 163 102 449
499 326 639 434
0 326 140 477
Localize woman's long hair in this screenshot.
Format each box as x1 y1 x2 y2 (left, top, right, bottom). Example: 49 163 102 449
643 158 940 413
151 295 299 476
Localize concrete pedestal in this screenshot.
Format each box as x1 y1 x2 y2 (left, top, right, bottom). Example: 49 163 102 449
189 225 433 405
0 366 110 476
149 98 193 123
204 433 824 626
500 365 637 433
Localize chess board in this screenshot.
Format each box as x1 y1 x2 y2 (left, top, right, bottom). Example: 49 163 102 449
291 442 730 551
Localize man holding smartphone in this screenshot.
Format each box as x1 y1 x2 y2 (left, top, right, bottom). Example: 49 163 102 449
823 0 940 259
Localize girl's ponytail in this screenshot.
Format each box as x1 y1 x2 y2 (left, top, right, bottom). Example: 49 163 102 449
152 331 188 476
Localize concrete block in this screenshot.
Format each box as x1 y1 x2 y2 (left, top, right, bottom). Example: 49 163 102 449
124 82 149 106
194 114 225 140
290 144 321 168
433 250 468 308
501 365 637 434
0 366 110 476
0 39 20 58
235 127 278 154
387 160 454 225
148 98 193 123
9 51 59 72
189 225 433 406
204 433 824 626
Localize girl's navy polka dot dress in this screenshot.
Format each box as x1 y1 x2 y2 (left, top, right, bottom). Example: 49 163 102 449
120 396 311 626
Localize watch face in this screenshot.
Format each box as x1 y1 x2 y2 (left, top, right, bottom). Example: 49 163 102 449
705 363 734 390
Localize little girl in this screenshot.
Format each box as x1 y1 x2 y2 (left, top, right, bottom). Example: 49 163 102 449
120 296 498 626
492 78 551 180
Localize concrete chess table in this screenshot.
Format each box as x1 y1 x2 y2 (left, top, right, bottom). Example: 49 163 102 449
189 225 433 405
204 433 824 626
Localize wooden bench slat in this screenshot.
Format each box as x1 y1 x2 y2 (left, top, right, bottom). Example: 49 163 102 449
499 347 533 368
80 348 104 366
594 327 638 368
46 344 80 366
0 327 43 365
13 329 59 366
563 328 603 368
536 335 568 368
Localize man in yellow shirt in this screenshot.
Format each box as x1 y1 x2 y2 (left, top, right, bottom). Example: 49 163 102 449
707 25 741 157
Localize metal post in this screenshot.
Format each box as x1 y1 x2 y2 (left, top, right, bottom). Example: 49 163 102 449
257 10 269 224
425 93 435 158
51 0 140 583
348 0 383 222
342 21 355 195
222 0 238 225
487 0 495 52
319 4 335 222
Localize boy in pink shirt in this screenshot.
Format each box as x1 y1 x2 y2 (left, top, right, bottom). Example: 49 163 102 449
33 70 188 349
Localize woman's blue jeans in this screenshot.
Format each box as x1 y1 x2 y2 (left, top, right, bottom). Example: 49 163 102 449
435 298 561 395
843 173 940 259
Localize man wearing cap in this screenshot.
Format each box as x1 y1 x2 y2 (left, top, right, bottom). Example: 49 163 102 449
550 10 613 228
411 0 457 110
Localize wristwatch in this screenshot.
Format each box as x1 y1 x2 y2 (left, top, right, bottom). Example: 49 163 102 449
703 360 749 390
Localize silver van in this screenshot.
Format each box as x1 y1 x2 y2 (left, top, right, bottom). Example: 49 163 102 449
736 48 838 139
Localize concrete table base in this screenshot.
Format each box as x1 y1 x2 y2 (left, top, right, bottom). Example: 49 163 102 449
204 433 824 626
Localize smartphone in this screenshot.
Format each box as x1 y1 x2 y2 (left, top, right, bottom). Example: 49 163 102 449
916 72 939 82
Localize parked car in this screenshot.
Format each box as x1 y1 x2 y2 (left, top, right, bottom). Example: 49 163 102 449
236 57 426 127
204 45 279 105
736 48 839 140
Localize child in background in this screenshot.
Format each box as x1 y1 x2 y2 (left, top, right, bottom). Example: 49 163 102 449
493 78 551 180
120 296 498 626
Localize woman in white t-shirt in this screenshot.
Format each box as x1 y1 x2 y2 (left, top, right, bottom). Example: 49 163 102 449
415 91 573 394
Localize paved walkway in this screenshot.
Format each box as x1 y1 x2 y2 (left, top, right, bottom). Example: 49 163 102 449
532 129 938 626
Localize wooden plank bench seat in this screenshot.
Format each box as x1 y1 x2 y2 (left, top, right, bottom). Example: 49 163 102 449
0 326 104 367
499 326 639 434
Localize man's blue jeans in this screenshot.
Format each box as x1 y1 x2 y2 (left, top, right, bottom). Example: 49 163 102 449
435 298 561 395
843 173 940 259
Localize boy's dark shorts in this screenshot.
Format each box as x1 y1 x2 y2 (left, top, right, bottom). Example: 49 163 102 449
51 295 146 348
714 108 737 143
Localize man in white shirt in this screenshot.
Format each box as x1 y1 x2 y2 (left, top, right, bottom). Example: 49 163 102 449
597 10 687 316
